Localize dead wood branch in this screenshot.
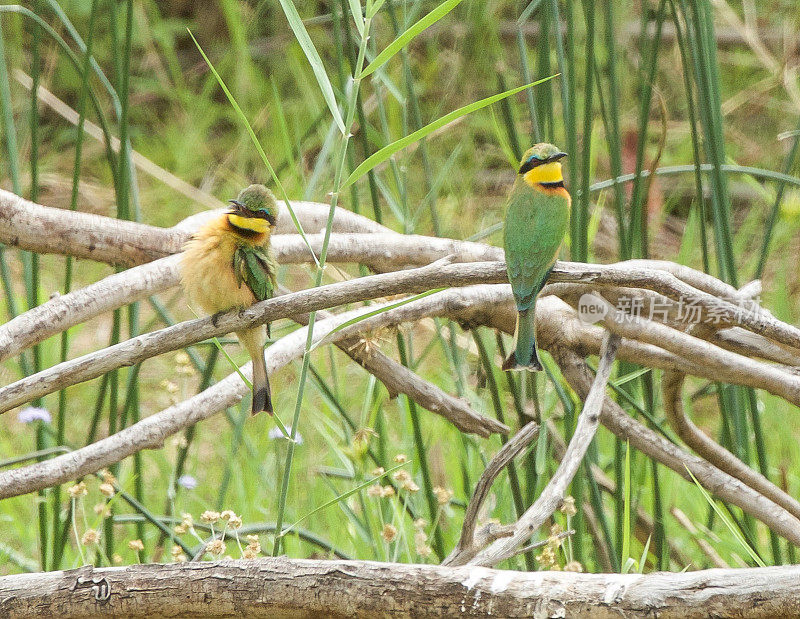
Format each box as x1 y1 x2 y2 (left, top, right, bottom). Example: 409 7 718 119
663 370 800 522
0 296 508 498
463 333 620 567
444 421 540 566
0 260 507 413
547 419 691 569
554 348 800 548
0 188 384 266
2 559 800 618
0 233 502 363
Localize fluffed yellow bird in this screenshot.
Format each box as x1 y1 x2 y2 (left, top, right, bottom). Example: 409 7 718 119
180 184 278 414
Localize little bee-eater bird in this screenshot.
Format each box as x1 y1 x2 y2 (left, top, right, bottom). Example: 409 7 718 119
180 184 278 414
502 143 570 371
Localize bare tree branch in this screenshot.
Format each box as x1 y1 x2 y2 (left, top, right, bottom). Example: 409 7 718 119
3 558 800 617
0 233 503 363
0 260 508 413
0 188 385 266
547 419 691 569
0 293 509 498
444 421 540 566
462 333 620 567
554 347 800 548
663 370 800 522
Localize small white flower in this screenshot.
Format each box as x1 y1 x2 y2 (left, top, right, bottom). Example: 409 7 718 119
18 406 51 424
177 474 198 490
268 426 302 444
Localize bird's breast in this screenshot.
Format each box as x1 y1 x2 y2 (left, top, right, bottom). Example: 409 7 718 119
180 217 259 315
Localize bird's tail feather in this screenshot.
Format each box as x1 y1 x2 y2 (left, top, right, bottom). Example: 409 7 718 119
502 308 543 371
238 327 273 415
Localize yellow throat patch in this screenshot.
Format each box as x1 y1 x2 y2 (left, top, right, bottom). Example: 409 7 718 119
228 213 269 233
523 161 563 187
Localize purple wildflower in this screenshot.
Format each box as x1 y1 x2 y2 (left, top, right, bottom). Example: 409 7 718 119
18 406 51 424
177 474 198 490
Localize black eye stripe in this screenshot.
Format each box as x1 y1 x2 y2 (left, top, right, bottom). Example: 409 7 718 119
518 158 540 175
518 152 567 175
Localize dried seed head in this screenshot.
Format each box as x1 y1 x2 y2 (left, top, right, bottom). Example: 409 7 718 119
535 545 556 568
401 480 420 493
207 539 226 556
228 515 243 530
392 470 410 483
128 539 144 552
382 524 398 543
99 483 115 498
432 486 453 505
560 495 577 517
68 482 88 499
564 561 583 573
93 503 110 518
160 379 179 394
416 544 432 558
201 510 221 524
81 529 100 546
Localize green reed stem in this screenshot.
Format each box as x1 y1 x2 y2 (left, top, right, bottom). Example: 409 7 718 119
273 14 374 556
50 0 99 571
397 333 445 560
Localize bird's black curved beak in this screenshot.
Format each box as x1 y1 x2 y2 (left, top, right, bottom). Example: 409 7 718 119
265 212 277 226
228 199 245 213
547 152 568 162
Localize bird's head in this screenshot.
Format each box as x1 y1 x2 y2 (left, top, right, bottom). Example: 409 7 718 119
227 184 278 234
518 143 567 188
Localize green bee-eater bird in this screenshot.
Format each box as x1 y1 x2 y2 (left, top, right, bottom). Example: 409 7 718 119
180 184 279 414
502 143 570 371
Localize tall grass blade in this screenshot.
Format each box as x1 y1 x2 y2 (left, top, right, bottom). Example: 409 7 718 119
685 467 765 567
277 0 346 134
360 0 463 78
280 461 408 537
342 76 555 189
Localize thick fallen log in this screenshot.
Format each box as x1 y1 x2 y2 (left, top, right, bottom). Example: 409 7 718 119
1 558 799 618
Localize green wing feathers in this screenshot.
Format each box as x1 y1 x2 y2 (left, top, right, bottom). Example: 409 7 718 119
233 245 277 302
233 245 277 338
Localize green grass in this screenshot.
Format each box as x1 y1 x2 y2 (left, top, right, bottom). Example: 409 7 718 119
0 0 799 576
